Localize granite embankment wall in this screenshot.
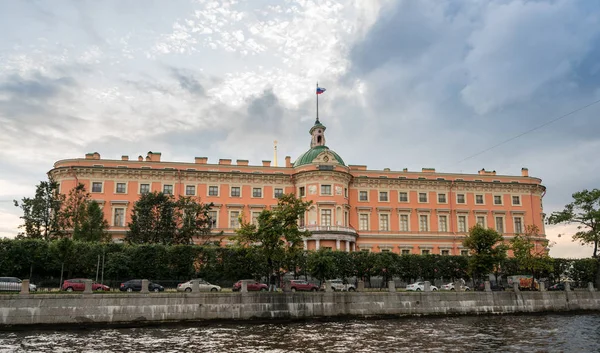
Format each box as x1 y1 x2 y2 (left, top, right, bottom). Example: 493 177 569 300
1 291 600 327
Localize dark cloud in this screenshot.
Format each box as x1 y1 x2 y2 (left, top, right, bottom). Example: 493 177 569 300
0 72 75 100
170 68 205 96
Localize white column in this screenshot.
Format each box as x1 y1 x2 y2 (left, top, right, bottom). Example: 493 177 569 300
345 241 350 252
336 239 340 250
303 240 308 250
352 242 356 251
316 239 320 250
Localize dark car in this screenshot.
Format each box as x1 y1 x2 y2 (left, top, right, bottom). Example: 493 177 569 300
62 278 110 292
232 280 268 292
119 279 164 292
548 282 574 291
474 283 505 291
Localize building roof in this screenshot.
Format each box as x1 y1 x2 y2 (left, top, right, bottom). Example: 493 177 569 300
293 145 346 167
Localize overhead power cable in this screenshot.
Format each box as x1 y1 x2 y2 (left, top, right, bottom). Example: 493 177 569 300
452 97 600 166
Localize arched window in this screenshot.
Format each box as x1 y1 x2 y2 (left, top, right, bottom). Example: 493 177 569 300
317 136 322 144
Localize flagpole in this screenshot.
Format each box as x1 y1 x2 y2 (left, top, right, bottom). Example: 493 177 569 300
316 82 319 122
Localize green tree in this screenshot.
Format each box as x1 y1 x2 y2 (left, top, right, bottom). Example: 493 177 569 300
59 183 90 237
14 178 63 240
547 189 600 258
510 225 553 290
126 192 178 245
75 200 110 242
233 193 311 281
463 224 508 283
307 249 337 285
174 196 215 245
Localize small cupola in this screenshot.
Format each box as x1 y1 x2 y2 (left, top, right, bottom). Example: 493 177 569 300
309 118 326 148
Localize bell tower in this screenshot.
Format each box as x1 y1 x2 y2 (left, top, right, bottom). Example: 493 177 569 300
309 118 326 148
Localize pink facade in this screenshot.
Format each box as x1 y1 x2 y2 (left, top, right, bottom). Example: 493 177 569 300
49 119 547 254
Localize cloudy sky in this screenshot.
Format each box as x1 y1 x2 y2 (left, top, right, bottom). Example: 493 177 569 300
1 0 599 258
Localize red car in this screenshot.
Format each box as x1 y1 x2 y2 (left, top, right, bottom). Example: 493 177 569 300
62 278 110 292
232 280 268 292
288 280 318 292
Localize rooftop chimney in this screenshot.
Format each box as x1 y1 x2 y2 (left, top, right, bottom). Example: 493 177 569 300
521 168 529 177
195 157 208 164
138 155 144 162
285 156 291 168
262 160 271 167
236 159 249 166
121 155 129 161
219 159 232 165
146 151 161 162
422 168 435 173
402 168 408 172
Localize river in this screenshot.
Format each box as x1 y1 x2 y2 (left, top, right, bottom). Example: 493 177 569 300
1 313 599 352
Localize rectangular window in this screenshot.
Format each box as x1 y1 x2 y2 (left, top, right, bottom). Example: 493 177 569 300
419 215 429 232
359 214 369 231
494 195 503 205
379 214 389 231
419 193 428 203
299 213 305 227
514 217 523 234
359 191 368 201
274 188 284 198
321 185 332 195
113 208 125 227
230 211 240 228
163 185 173 195
299 187 305 197
458 215 467 232
185 185 195 196
461 250 469 256
140 184 150 194
441 250 450 256
457 194 465 204
92 182 103 193
401 249 410 255
344 188 348 198
252 188 262 198
421 249 430 255
438 193 446 203
399 192 408 202
321 209 332 226
495 216 504 233
379 191 388 202
251 211 261 225
116 183 126 194
208 186 219 196
231 187 241 197
438 215 448 232
400 214 409 232
475 195 484 204
208 211 218 228
512 196 521 205
476 216 486 227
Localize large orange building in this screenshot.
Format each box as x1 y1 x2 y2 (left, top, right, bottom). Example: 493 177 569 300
49 118 547 254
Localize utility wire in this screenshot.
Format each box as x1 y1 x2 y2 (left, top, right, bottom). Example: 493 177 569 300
451 97 600 166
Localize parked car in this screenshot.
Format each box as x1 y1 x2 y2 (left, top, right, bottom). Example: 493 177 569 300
440 283 470 291
232 280 268 292
548 282 574 291
62 278 110 292
406 282 438 291
319 279 356 292
119 279 164 292
177 279 221 292
474 283 505 291
288 280 319 292
0 277 37 292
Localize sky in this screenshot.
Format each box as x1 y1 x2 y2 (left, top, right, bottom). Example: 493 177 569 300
1 0 599 258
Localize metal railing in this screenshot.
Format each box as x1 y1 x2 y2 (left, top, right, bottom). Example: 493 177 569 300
299 225 358 234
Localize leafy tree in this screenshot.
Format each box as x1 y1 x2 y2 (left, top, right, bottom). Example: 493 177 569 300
233 193 311 281
14 178 63 240
126 192 178 245
510 225 553 290
306 249 337 285
547 189 600 258
373 251 399 288
59 183 90 236
350 251 375 287
75 201 110 242
174 196 214 245
463 225 508 283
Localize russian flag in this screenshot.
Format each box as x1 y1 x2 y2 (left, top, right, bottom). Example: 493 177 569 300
316 87 326 94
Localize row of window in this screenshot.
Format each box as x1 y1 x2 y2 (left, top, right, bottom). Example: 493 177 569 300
360 248 470 256
359 190 521 206
90 182 285 198
357 213 523 234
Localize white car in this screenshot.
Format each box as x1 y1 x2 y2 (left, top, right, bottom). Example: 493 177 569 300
177 279 221 292
0 277 37 292
320 279 356 292
440 283 470 291
405 282 438 291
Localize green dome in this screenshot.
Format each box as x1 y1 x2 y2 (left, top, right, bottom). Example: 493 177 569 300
293 145 346 167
